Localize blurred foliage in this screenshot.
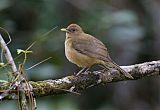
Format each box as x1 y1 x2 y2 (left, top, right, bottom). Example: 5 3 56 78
0 0 160 110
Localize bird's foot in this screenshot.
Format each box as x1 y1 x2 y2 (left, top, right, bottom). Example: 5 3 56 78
98 64 110 72
124 72 134 79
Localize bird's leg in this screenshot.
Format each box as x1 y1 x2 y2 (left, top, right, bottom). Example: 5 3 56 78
98 64 109 71
84 67 90 73
76 67 86 76
76 67 90 76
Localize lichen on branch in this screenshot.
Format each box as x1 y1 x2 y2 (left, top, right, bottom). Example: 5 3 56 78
0 60 160 100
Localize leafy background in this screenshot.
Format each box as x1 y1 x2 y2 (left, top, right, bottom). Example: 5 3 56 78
0 0 160 110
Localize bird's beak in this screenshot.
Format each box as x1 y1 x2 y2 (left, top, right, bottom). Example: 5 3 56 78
61 28 68 32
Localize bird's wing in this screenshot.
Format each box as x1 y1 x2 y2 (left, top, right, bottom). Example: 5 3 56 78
72 34 111 62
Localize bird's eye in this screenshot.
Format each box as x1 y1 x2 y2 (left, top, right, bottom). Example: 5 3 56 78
71 29 76 32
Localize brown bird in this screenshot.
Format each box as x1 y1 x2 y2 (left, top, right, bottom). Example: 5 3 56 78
61 24 133 79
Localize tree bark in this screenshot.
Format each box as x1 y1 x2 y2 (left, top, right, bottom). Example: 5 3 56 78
0 60 159 100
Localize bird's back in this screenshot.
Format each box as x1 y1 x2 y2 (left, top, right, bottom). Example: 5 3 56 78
71 33 112 63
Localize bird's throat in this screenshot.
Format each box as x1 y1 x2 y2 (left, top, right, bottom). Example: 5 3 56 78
66 33 71 39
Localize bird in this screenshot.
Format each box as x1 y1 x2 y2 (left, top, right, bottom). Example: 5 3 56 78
61 24 133 79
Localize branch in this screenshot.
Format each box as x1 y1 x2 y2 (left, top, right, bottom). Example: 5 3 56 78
0 60 160 99
0 33 19 99
0 34 18 73
0 34 29 110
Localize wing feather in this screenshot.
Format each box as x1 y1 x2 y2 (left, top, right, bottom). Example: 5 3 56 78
72 34 111 62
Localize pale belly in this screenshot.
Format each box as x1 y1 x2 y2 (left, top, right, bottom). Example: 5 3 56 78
65 39 100 68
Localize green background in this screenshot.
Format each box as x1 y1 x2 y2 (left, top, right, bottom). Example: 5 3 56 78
0 0 160 110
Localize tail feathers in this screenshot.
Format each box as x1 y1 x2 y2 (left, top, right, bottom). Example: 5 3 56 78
104 62 133 79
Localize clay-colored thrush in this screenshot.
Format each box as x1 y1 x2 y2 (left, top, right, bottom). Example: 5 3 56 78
61 24 133 79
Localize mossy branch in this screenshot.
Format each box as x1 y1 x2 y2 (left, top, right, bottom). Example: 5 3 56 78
0 60 160 100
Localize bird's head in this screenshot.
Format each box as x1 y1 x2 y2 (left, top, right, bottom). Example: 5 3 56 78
61 24 83 36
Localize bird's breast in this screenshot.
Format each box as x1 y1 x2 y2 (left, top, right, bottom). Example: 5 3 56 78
65 38 99 67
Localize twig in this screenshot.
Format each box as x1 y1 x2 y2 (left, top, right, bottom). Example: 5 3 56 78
0 33 19 100
0 34 18 74
0 34 29 110
0 27 12 64
26 57 52 70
